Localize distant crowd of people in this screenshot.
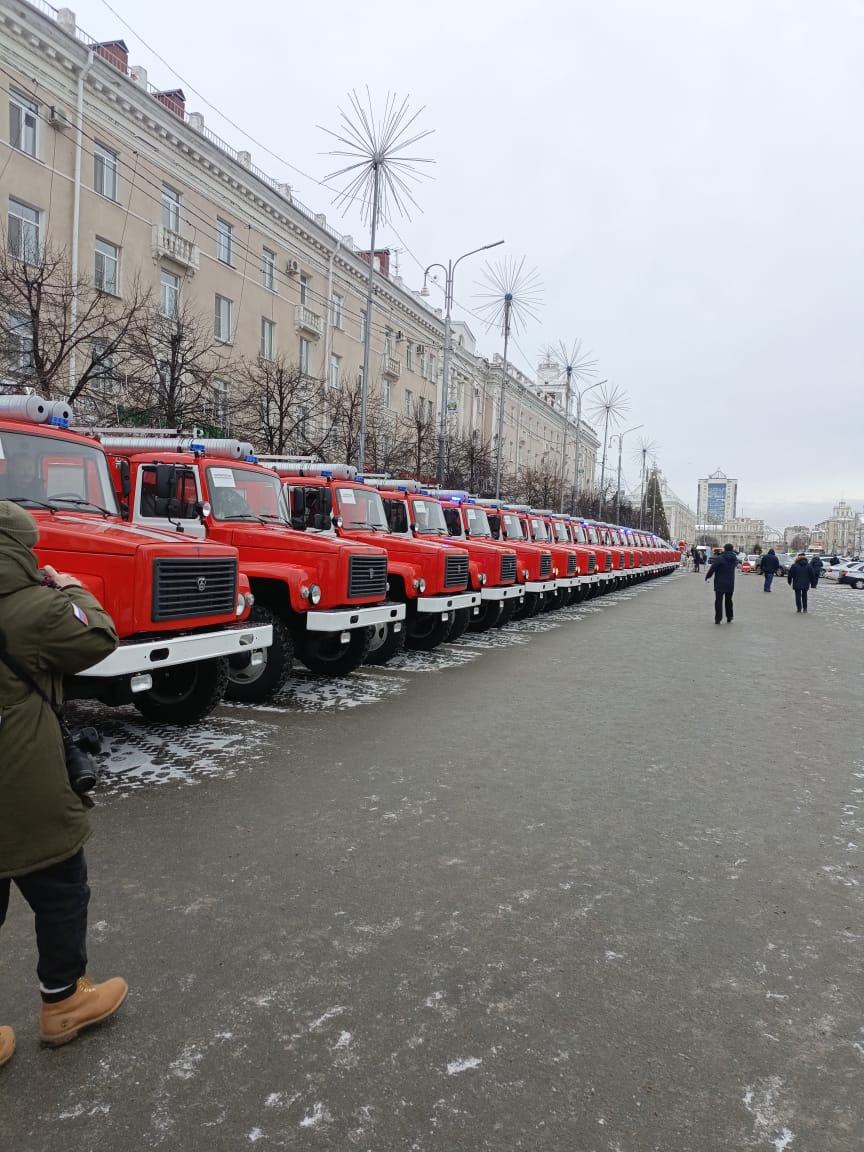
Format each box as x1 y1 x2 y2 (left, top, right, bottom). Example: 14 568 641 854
686 543 827 624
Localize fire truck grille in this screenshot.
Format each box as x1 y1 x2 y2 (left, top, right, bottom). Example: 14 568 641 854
152 557 237 622
588 553 597 573
499 554 517 583
348 554 388 599
629 552 635 568
540 553 552 579
604 553 613 572
444 553 469 588
567 554 577 576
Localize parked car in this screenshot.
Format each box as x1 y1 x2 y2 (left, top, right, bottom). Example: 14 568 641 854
837 562 864 590
754 553 791 576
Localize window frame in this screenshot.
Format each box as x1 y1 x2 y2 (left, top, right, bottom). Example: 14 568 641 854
329 352 341 390
94 237 119 296
214 294 233 342
161 184 181 232
260 317 275 361
299 336 311 375
160 269 180 318
331 292 344 329
262 248 276 292
382 378 391 409
299 272 310 306
9 89 38 158
403 388 413 418
93 142 119 201
89 337 115 393
7 197 41 262
8 312 34 373
215 217 233 266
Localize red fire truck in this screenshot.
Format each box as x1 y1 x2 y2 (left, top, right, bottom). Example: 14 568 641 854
97 435 403 700
0 397 271 723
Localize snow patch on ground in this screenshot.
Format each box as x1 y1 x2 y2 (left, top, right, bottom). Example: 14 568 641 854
446 1056 482 1075
743 1077 795 1150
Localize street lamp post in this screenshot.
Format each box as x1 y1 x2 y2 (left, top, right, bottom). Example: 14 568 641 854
422 241 504 484
570 378 605 512
611 423 643 523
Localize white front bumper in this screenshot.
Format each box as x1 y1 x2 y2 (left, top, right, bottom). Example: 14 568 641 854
305 601 406 632
416 591 481 613
524 579 557 594
481 584 524 601
82 623 274 679
556 575 580 589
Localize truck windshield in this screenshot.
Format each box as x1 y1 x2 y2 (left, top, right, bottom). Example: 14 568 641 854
413 498 449 535
206 465 286 522
0 428 118 514
465 506 492 537
586 526 600 544
552 522 569 542
336 486 389 530
530 518 549 541
500 513 524 541
572 525 587 543
441 506 464 537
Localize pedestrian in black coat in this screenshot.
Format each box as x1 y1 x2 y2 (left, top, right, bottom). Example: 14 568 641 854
760 548 780 592
690 545 701 572
788 554 813 612
705 543 738 624
808 556 824 587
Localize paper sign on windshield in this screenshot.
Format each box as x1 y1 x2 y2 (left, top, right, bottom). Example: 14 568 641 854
210 468 236 488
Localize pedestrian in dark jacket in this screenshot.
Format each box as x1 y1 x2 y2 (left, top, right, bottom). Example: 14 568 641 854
0 502 126 1066
788 553 813 612
705 542 738 623
690 545 701 572
808 556 824 587
760 547 780 592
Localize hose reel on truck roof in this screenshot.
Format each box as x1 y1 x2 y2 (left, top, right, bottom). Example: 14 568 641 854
0 394 74 426
94 435 255 460
260 460 357 480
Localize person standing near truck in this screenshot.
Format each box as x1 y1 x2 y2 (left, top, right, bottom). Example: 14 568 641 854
705 542 738 624
690 544 701 572
760 547 780 592
808 554 824 587
788 553 814 613
0 502 127 1066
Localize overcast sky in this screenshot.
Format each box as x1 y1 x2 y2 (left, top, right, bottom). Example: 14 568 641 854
73 0 863 528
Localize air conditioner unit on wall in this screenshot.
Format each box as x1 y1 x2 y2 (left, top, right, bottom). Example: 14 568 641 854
286 259 299 276
49 106 70 130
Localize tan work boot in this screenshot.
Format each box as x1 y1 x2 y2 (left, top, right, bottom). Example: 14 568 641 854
0 1025 15 1067
40 977 128 1047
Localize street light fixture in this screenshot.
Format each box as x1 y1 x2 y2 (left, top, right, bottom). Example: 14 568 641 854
610 423 643 523
570 378 605 512
420 240 504 483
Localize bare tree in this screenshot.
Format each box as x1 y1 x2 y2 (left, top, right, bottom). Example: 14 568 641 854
0 244 149 407
122 298 235 429
406 399 436 481
446 429 495 493
232 354 333 456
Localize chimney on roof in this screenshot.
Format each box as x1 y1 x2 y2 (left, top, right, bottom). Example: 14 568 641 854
154 89 186 118
94 40 129 73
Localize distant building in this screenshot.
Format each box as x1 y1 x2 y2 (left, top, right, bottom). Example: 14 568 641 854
657 474 696 545
718 517 765 552
697 470 738 525
812 501 858 554
783 525 810 547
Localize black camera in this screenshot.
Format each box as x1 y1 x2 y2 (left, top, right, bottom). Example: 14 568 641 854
62 725 101 794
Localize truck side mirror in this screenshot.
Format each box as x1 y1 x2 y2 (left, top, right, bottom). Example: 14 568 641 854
154 464 175 501
117 459 131 498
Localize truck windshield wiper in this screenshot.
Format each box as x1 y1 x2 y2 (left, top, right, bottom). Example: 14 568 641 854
219 514 260 522
47 497 113 518
9 497 57 512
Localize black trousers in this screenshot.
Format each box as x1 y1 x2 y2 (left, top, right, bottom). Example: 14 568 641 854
714 589 733 622
0 850 89 997
795 587 809 611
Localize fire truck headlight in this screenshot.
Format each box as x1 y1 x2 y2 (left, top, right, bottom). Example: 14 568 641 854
236 593 246 617
413 577 426 592
522 568 530 580
479 572 487 585
553 567 559 577
309 584 322 605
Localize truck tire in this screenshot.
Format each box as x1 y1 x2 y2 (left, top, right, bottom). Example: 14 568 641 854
545 588 568 611
365 620 406 666
225 605 293 704
569 584 586 605
134 657 228 725
407 610 454 651
300 627 371 677
469 598 504 632
514 592 542 620
447 607 472 642
494 598 521 628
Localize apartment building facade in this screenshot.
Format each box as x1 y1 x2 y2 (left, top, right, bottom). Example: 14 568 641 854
0 0 598 494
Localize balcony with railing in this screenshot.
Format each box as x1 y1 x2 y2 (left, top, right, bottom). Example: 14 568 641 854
151 225 199 272
295 304 323 338
382 356 402 380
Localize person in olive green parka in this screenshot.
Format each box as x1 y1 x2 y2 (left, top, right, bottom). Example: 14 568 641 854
0 501 127 1063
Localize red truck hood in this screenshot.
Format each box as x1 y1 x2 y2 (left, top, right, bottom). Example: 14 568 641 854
33 511 232 558
213 522 383 559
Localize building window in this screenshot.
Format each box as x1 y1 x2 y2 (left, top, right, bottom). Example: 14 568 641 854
212 379 229 429
9 90 38 158
7 197 40 261
214 295 232 342
262 248 276 291
406 344 413 371
382 378 391 408
429 354 437 381
403 389 413 417
90 338 114 392
360 309 367 343
260 318 275 361
94 238 119 295
160 270 179 317
8 313 33 373
94 143 119 201
216 218 233 265
329 353 341 389
299 337 311 375
384 329 393 357
299 272 310 306
418 348 426 378
161 184 180 232
331 292 343 329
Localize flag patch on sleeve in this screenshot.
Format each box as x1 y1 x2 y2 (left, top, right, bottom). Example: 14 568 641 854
71 603 89 626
